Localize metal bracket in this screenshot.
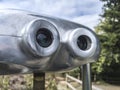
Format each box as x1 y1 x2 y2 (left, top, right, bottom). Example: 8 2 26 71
82 63 92 90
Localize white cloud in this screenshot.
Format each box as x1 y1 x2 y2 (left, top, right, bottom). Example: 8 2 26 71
0 0 103 29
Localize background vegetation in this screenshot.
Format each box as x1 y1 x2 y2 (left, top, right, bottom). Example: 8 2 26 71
92 0 120 83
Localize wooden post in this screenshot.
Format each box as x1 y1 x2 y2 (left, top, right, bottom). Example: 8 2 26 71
79 66 82 80
33 73 45 90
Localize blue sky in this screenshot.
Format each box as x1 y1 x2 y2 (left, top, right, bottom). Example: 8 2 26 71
0 0 103 29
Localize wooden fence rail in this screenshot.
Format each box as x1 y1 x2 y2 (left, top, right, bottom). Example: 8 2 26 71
66 74 102 90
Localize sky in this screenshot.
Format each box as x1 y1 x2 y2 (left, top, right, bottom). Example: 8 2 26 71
0 0 103 30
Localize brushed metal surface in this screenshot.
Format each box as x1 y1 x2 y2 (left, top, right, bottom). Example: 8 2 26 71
0 9 100 75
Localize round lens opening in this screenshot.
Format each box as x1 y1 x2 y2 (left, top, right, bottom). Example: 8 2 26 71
36 28 53 48
77 35 91 50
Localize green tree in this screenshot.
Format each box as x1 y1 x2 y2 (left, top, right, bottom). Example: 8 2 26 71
92 0 120 81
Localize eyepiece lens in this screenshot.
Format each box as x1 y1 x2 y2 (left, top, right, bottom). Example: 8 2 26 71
36 28 53 47
77 35 91 50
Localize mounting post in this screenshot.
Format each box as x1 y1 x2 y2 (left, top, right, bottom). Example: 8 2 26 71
82 63 92 90
33 73 45 90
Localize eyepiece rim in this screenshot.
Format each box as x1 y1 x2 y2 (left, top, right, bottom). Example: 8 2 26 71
22 19 60 57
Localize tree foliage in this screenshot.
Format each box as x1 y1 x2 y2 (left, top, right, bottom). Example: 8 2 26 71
92 0 120 76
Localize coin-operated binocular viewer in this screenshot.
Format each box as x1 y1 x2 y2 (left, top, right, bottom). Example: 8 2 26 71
0 9 100 90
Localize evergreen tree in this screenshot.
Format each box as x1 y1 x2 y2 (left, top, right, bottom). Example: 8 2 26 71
92 0 120 81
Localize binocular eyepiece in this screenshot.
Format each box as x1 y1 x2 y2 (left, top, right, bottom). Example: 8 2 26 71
21 19 60 57
0 9 100 75
77 35 91 50
36 28 53 48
